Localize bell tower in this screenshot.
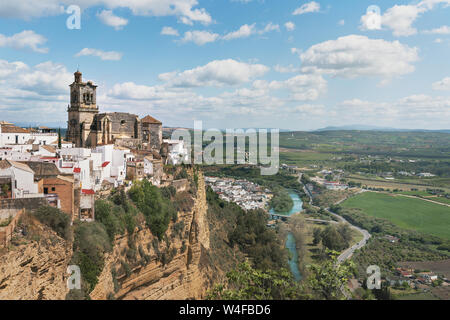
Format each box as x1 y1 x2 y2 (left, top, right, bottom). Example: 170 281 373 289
66 70 99 147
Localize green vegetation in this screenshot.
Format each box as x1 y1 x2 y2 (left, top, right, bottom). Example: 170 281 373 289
314 224 353 252
307 251 355 300
340 192 450 239
128 179 177 239
206 261 307 300
0 216 12 227
95 196 138 242
207 186 286 271
71 221 112 295
33 206 71 240
270 187 293 213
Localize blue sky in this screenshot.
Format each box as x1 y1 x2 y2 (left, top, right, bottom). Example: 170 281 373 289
0 0 449 130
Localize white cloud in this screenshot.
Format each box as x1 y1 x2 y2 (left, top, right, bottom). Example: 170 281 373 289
75 48 123 61
299 35 419 80
0 30 48 53
293 1 320 15
223 24 256 40
360 0 450 37
160 59 269 87
0 59 72 96
252 73 327 101
423 25 450 34
222 22 279 41
97 9 128 30
274 64 300 73
0 0 212 25
432 77 450 90
285 22 295 31
259 22 280 34
181 30 220 45
161 26 179 36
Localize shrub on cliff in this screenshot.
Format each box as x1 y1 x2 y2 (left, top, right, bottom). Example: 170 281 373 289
33 206 71 240
71 221 112 293
128 179 176 240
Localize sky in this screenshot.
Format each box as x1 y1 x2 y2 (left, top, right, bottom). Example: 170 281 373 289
0 0 449 131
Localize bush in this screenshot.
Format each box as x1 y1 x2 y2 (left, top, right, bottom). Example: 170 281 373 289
71 221 112 293
128 180 176 239
33 206 71 240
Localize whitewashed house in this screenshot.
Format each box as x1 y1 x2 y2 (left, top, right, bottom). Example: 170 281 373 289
0 160 40 198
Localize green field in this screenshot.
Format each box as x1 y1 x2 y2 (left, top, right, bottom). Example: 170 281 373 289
280 151 335 166
341 192 450 239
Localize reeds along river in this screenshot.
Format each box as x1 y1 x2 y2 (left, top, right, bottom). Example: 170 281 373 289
269 191 303 281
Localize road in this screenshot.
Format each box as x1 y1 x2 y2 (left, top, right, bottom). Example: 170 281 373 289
301 179 371 263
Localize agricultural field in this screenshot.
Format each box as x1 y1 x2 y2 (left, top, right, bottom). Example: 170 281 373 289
340 192 450 240
346 175 450 193
279 150 335 167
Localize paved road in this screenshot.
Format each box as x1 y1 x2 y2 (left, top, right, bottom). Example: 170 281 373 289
301 181 371 263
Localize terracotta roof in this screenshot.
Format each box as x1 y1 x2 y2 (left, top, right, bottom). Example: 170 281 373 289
42 145 56 153
101 161 110 168
141 115 162 124
0 160 34 173
0 125 30 134
25 161 61 177
82 189 95 195
73 168 81 173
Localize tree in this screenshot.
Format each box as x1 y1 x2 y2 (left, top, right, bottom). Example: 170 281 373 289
58 127 62 149
321 225 348 251
312 228 322 245
206 262 309 300
307 250 354 300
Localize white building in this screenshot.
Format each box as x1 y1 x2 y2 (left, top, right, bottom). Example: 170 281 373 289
0 160 40 198
0 124 30 147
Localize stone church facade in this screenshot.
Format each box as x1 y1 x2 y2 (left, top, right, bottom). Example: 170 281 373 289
66 71 162 150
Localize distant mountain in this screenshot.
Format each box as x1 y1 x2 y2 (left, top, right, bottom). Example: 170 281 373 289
314 125 450 133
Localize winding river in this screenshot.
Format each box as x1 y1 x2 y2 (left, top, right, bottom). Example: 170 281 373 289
269 191 303 281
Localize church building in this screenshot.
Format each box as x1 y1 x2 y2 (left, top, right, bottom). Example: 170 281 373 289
66 70 162 151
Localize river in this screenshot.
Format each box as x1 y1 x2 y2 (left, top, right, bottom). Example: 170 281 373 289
269 190 303 281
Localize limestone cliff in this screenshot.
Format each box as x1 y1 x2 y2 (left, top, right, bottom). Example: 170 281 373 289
0 171 222 300
0 215 72 300
91 171 214 300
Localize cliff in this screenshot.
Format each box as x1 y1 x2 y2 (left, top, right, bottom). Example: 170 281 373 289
0 171 224 300
90 171 214 300
0 214 72 300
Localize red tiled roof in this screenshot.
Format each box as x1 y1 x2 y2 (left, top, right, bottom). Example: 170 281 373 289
141 115 162 124
73 168 81 173
82 189 95 195
101 161 110 168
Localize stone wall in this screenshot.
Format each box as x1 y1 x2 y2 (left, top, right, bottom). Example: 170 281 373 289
0 209 23 248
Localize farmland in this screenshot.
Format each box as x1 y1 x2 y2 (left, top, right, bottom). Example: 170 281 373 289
340 192 450 240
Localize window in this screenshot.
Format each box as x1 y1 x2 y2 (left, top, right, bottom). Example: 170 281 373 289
44 187 48 194
51 187 55 192
121 120 126 125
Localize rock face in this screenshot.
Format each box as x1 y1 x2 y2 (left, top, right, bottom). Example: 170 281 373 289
0 221 72 300
90 171 214 300
0 171 216 300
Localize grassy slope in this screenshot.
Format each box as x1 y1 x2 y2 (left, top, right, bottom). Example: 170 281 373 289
341 192 450 240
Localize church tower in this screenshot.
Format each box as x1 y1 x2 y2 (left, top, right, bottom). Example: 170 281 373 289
66 70 99 147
